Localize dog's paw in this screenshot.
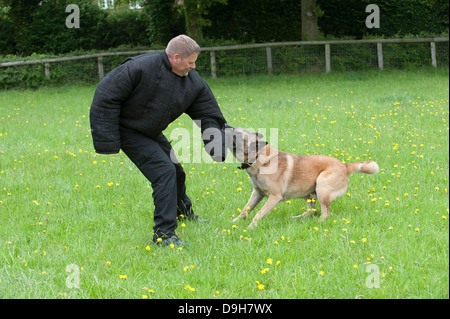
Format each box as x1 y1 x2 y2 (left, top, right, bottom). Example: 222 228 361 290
247 222 257 229
292 212 310 219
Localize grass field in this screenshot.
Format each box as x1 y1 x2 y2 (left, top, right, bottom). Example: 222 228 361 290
0 69 448 299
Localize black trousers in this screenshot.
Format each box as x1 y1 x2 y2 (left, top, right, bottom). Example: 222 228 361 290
120 129 194 237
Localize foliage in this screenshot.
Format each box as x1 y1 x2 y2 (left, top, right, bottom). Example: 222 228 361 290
203 0 303 43
145 0 185 45
0 0 448 56
0 0 148 56
317 0 449 39
182 0 227 41
0 11 15 55
104 7 150 48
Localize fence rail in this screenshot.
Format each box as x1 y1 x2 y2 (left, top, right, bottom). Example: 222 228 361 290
0 37 448 87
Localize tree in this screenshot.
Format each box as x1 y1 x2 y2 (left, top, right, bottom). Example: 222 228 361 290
301 0 322 40
181 0 227 42
145 0 185 45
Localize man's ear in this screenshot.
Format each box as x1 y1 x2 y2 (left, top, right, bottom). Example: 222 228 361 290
173 53 181 63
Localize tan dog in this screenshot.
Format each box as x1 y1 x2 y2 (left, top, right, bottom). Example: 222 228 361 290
224 125 379 228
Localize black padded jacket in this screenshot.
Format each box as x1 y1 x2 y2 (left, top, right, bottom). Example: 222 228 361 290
90 51 227 161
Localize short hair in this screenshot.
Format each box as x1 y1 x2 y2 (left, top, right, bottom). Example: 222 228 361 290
165 35 201 59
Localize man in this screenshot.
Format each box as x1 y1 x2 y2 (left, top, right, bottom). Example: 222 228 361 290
90 35 227 247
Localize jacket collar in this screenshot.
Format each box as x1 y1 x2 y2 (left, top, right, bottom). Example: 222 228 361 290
161 51 172 71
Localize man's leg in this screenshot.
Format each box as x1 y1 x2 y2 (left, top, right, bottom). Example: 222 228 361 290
155 134 205 221
120 130 180 241
154 134 191 216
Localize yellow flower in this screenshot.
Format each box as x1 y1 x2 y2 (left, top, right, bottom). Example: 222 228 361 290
362 238 368 243
184 285 195 292
260 268 270 274
266 258 273 265
119 275 127 279
257 284 265 290
319 271 324 276
145 245 150 251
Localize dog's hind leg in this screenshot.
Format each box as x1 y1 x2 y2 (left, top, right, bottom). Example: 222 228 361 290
233 189 264 222
315 171 348 222
292 194 318 219
248 195 282 229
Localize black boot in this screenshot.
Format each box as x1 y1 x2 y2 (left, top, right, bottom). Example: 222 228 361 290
152 232 186 247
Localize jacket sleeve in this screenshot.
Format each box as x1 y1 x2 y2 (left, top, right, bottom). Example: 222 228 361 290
186 80 228 162
89 59 134 154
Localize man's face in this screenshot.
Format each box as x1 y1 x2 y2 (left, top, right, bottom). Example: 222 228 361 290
170 52 198 77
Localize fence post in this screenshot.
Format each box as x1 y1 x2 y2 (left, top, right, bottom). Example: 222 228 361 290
430 42 437 67
325 44 331 73
377 43 384 70
210 51 217 78
266 47 273 75
98 56 104 80
44 63 50 78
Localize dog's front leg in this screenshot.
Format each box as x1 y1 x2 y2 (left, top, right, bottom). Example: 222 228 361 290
248 195 282 229
233 189 264 222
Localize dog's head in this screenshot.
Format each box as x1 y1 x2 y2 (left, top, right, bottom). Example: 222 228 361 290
224 124 268 164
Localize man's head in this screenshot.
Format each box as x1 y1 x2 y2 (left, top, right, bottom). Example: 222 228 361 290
166 35 201 77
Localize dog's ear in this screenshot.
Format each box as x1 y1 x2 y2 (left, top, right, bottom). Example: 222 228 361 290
255 132 264 139
256 140 268 150
248 140 268 154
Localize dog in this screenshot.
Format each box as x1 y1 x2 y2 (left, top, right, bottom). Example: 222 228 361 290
224 125 379 228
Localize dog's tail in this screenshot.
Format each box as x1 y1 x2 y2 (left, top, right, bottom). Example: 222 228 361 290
346 160 379 175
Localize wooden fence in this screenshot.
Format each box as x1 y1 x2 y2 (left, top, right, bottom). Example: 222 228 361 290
1 37 448 81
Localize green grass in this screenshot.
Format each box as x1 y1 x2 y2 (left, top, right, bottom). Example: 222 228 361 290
0 69 448 299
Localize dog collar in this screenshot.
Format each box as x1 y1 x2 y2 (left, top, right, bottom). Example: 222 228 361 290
237 141 268 170
238 163 252 170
